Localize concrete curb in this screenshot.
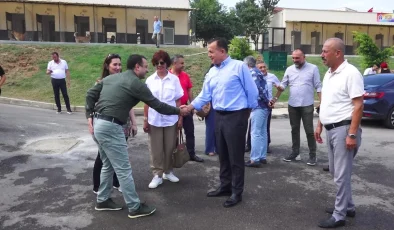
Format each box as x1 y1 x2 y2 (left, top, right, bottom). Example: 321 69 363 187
0 97 320 119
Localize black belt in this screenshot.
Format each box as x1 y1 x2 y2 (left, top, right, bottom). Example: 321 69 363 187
94 114 124 126
215 108 249 115
324 120 351 131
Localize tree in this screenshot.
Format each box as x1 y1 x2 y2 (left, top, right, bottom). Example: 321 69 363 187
228 37 255 60
190 0 242 44
353 31 394 69
235 0 280 51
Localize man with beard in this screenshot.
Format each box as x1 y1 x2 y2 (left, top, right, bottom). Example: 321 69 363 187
86 54 190 219
315 37 363 228
272 49 321 166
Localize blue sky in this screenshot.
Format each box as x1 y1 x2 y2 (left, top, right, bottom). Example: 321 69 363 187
219 0 394 13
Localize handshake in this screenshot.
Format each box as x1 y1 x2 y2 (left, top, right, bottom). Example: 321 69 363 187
179 105 193 116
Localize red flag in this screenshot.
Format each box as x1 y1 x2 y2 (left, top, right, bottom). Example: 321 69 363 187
368 7 373 12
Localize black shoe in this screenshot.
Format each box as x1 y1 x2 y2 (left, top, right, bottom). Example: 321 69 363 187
283 154 300 162
307 157 317 166
207 188 232 197
260 159 267 164
318 216 345 228
245 160 261 167
128 202 156 219
223 194 242 208
95 198 123 211
323 165 329 172
190 155 204 162
325 208 356 217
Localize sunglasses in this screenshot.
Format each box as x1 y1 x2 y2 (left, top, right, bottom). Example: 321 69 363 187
155 61 165 66
107 53 120 58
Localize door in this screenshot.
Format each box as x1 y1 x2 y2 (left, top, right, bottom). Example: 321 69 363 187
136 19 148 44
335 32 344 40
48 18 55 41
311 31 320 54
6 12 13 39
291 31 301 51
375 34 383 49
36 14 42 41
102 18 117 43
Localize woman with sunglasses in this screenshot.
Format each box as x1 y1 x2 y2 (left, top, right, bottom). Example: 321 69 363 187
143 50 184 189
92 54 138 194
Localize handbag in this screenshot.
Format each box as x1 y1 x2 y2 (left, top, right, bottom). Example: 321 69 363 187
172 130 190 168
195 102 211 119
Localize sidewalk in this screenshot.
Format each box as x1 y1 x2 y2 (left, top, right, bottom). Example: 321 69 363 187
0 97 319 118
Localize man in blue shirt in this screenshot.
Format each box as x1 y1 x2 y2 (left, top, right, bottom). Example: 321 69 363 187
243 56 271 167
185 38 258 208
152 16 162 48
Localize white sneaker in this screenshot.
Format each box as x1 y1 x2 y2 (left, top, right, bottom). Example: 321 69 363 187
163 172 179 183
148 175 163 189
296 155 302 161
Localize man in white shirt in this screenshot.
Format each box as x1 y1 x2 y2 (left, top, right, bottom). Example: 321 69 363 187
363 64 379 76
46 52 72 114
315 38 364 228
272 49 322 166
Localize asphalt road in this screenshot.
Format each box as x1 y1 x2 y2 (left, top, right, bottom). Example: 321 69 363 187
1 104 394 230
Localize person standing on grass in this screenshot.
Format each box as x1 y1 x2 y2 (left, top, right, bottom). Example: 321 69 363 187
0 65 6 96
46 52 72 114
92 54 138 194
86 54 190 219
170 54 204 163
315 37 363 228
272 49 322 166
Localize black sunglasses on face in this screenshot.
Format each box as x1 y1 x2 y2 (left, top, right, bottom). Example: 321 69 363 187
155 61 165 66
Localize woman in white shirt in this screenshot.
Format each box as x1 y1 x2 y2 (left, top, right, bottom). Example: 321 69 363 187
143 50 184 189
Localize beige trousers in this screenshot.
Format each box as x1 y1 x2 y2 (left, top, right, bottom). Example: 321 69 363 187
148 123 178 177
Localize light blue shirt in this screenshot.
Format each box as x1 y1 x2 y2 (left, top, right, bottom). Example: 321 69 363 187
280 62 322 107
264 72 280 100
153 20 161 33
192 56 259 111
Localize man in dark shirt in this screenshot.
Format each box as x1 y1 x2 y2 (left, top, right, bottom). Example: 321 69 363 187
86 54 190 219
0 65 6 96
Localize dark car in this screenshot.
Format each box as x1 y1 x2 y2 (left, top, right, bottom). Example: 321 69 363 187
363 73 394 129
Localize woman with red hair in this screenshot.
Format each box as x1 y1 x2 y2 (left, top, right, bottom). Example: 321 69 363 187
143 50 184 189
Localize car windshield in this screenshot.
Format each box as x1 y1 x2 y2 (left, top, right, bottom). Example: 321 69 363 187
364 74 394 86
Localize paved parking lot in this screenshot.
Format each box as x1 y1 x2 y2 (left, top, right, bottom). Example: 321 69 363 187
1 104 394 230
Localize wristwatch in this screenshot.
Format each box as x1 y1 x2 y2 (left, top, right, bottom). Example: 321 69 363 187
348 134 357 139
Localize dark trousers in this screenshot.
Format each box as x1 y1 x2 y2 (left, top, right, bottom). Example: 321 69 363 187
215 109 249 196
182 112 196 157
205 107 216 153
93 151 120 191
246 110 272 148
288 105 316 157
51 78 71 112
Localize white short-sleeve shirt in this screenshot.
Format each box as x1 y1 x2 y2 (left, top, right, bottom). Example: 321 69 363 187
145 71 184 127
47 59 69 79
319 60 364 125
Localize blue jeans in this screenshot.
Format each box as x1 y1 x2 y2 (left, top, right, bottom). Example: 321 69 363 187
205 107 216 154
250 108 269 162
93 118 140 212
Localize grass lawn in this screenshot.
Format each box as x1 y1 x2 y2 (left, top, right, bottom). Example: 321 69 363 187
1 43 393 106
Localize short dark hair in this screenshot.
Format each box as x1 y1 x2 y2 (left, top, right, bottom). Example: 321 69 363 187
52 52 59 57
127 54 146 70
151 50 172 67
293 49 305 56
208 37 229 53
172 54 184 64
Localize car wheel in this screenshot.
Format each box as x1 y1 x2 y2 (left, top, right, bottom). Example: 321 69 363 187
384 107 394 129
